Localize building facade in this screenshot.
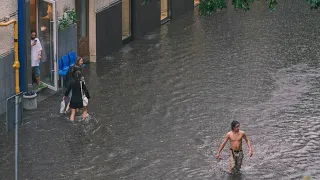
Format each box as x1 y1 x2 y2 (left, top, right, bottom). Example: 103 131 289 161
96 0 196 59
0 0 80 114
0 0 198 115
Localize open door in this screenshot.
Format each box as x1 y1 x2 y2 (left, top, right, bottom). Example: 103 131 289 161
37 0 58 91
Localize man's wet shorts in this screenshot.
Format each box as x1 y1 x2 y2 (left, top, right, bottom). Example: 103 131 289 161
229 148 244 170
32 66 40 76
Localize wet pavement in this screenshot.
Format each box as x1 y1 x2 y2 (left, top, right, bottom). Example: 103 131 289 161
1 0 320 179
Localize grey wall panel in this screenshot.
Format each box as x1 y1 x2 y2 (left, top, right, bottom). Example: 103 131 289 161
96 2 122 59
132 0 160 39
58 25 78 58
0 52 15 115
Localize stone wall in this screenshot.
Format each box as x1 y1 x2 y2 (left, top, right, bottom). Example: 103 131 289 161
0 0 17 55
0 0 17 114
57 0 75 16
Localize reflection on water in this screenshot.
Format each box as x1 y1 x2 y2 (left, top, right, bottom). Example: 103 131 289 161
1 0 320 179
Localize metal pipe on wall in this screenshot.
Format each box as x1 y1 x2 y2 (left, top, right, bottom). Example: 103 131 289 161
0 19 20 180
0 19 20 94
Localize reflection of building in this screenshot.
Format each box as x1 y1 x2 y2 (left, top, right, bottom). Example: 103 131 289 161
0 0 197 115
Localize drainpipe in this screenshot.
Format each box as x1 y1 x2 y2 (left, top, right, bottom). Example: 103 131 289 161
0 19 20 94
18 0 25 92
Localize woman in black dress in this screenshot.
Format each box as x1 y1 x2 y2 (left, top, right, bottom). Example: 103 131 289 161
63 70 90 122
64 56 85 114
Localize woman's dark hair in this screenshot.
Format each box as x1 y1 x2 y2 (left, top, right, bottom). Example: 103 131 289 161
75 56 82 66
74 70 82 81
231 120 240 130
71 57 83 79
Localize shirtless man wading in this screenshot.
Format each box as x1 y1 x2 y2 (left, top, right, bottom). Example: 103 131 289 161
215 120 253 173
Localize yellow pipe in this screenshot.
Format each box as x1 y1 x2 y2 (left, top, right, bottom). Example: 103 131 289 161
0 19 20 93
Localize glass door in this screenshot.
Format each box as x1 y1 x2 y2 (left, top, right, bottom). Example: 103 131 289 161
37 0 58 91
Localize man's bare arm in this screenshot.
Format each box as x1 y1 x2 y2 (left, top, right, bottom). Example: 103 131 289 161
243 132 253 157
216 133 229 158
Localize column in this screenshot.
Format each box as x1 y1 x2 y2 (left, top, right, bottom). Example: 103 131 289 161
89 0 96 62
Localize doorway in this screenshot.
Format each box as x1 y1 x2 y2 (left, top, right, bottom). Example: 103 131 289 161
30 0 58 91
160 0 171 23
122 0 132 44
76 0 89 58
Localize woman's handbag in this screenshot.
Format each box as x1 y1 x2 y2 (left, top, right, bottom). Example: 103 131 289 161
80 80 88 106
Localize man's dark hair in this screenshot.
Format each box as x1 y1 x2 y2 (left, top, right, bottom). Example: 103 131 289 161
231 120 240 130
31 30 37 34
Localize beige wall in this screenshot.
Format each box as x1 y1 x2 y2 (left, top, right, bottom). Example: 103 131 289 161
57 0 75 17
0 0 17 55
0 0 17 19
89 0 96 62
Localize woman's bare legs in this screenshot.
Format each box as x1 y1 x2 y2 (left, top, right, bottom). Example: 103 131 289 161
70 109 76 121
81 106 88 120
64 102 70 114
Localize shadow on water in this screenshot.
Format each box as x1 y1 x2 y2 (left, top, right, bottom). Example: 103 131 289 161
208 168 250 180
224 173 247 180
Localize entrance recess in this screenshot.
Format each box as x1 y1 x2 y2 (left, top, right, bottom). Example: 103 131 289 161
76 0 89 57
30 0 58 91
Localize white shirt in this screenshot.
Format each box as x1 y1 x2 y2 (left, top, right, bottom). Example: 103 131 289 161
31 38 42 67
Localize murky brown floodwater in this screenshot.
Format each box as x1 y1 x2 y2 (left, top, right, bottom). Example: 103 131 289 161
1 0 320 179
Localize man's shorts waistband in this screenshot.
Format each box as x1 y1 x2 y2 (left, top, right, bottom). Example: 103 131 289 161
230 148 242 153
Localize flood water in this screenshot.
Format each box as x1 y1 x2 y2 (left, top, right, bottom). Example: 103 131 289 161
1 0 320 179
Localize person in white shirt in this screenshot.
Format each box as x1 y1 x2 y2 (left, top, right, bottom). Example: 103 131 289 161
31 30 43 85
